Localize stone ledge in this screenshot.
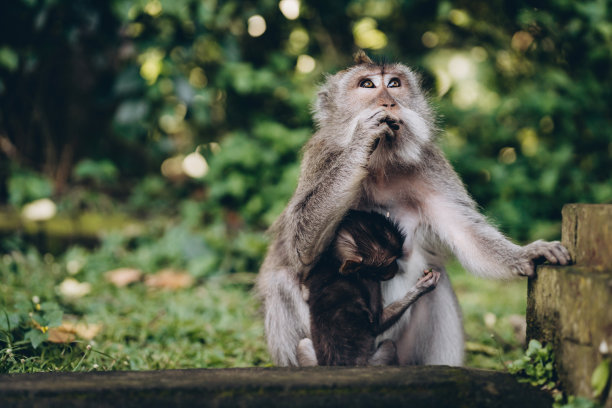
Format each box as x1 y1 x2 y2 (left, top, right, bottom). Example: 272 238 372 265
562 204 612 268
0 366 551 408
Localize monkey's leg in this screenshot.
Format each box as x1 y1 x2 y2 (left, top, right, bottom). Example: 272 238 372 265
394 269 464 366
258 267 310 366
368 339 399 366
297 338 318 367
377 270 440 334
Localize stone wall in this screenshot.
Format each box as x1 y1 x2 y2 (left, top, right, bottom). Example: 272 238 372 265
0 366 552 407
527 204 612 407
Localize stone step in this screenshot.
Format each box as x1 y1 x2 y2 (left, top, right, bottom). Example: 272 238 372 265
528 265 612 399
0 366 551 408
528 204 612 408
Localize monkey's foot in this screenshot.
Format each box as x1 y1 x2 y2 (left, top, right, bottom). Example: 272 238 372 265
297 338 318 367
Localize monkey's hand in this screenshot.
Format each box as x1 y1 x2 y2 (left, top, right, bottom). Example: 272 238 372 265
414 269 440 293
378 269 440 333
355 109 401 153
512 240 571 277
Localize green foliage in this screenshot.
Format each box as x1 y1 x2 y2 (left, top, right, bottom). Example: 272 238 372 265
73 160 119 187
7 169 53 207
508 339 557 388
0 245 270 373
591 358 611 399
2 0 610 246
508 339 606 408
556 396 600 408
448 260 526 370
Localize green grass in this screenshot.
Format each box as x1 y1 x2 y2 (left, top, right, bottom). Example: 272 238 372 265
449 260 527 369
1 245 526 373
0 248 270 373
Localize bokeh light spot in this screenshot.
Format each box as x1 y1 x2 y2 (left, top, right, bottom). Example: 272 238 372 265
421 31 439 48
448 55 473 80
511 31 534 52
296 55 316 73
499 147 517 164
139 49 164 84
279 0 300 20
449 9 470 26
189 67 208 88
161 156 184 179
517 128 539 157
144 0 162 17
248 15 267 37
21 198 57 222
288 28 309 54
539 116 554 134
182 152 209 178
353 18 388 50
470 46 488 62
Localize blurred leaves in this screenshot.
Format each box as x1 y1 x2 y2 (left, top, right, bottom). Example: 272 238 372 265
1 0 609 256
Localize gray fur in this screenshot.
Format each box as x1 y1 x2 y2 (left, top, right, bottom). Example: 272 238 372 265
255 56 571 367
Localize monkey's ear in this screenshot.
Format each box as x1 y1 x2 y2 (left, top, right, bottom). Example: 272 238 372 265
339 257 363 275
354 50 373 65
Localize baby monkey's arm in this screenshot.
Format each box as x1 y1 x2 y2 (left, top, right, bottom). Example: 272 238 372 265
377 269 440 334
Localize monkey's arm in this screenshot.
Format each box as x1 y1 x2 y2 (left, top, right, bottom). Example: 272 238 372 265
418 152 570 278
280 111 395 268
287 148 368 266
377 270 440 334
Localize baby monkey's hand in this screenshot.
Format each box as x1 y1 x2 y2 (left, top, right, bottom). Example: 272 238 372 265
415 268 440 292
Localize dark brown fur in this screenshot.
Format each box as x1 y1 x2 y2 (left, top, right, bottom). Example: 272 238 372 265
302 210 436 366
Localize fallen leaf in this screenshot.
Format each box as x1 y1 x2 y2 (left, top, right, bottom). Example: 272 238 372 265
47 321 103 343
145 269 194 290
105 267 142 287
58 278 91 299
47 325 77 344
74 322 103 340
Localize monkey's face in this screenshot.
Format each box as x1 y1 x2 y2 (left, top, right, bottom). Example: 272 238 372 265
314 61 435 166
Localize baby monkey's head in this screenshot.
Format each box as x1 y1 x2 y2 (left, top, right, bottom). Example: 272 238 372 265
334 210 404 281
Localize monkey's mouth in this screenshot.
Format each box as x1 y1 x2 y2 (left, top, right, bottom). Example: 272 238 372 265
385 118 402 131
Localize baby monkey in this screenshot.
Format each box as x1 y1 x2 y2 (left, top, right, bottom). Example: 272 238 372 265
297 210 440 366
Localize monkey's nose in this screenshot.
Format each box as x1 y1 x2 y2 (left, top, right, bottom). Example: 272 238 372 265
382 103 396 108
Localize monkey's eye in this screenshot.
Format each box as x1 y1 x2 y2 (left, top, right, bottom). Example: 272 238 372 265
387 78 401 88
359 79 375 88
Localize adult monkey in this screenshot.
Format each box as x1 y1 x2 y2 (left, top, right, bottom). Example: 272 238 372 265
256 51 570 366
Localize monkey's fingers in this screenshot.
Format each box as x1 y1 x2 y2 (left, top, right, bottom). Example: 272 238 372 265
385 119 400 131
550 242 571 265
514 259 535 277
416 271 440 291
542 244 570 265
538 246 559 265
